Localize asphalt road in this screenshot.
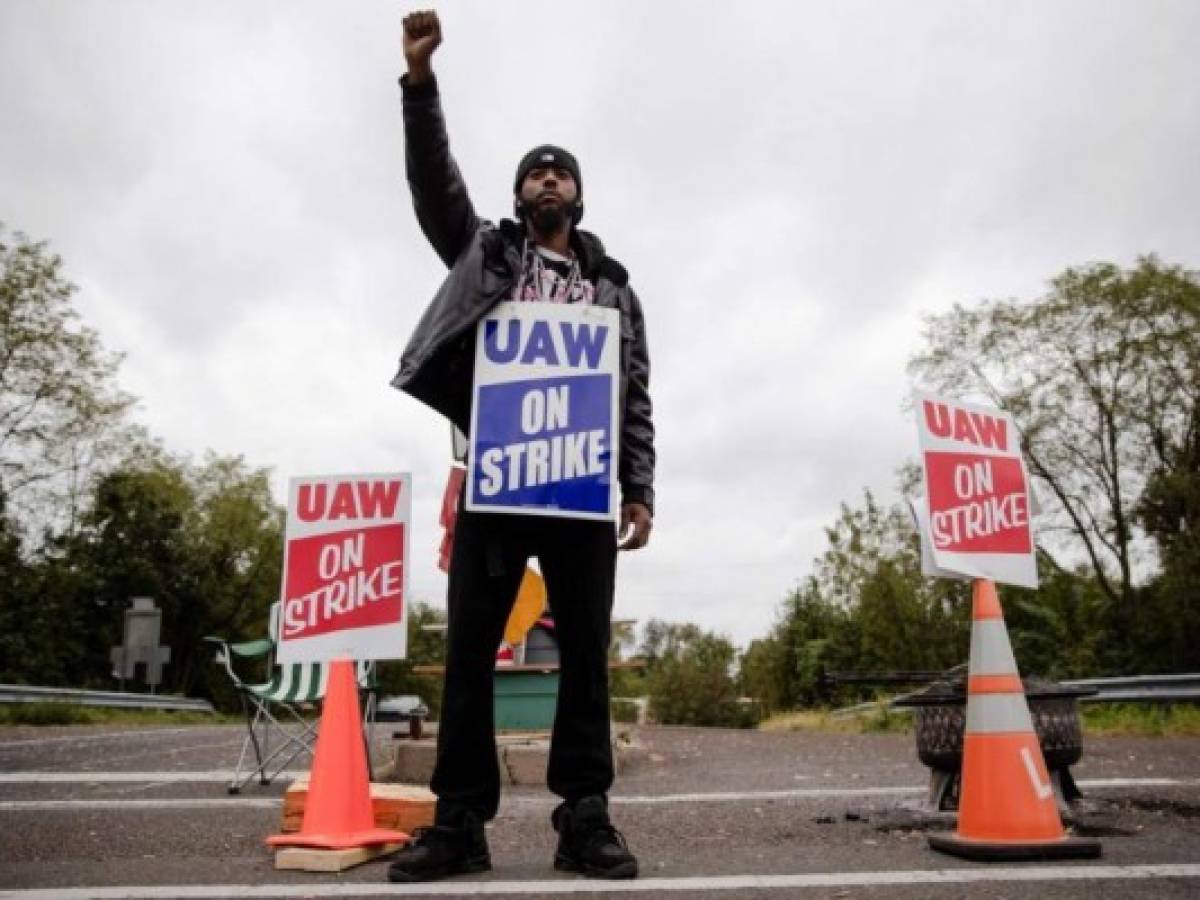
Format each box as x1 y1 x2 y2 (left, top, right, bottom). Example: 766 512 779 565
1 722 1198 898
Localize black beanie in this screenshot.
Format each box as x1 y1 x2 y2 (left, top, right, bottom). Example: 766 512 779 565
513 145 582 196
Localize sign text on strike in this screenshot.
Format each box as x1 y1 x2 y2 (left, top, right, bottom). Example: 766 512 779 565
282 531 403 638
475 382 607 496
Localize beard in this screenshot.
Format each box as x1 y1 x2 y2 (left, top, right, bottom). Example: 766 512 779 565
529 200 567 235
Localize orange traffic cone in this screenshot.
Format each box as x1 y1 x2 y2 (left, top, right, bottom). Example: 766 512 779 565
266 658 408 850
929 580 1099 861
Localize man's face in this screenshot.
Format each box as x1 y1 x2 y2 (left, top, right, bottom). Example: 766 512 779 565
519 166 578 233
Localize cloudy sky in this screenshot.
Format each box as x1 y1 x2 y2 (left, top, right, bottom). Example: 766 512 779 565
2 1 1197 647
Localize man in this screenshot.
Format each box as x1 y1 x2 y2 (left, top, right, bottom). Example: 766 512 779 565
387 9 655 884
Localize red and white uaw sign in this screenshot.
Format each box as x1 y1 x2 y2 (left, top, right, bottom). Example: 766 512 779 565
276 473 410 663
913 392 1038 588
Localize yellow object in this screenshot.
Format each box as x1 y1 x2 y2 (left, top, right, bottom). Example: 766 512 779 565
504 567 547 646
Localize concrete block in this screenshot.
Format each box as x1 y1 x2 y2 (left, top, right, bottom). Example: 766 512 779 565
387 739 438 783
502 740 550 786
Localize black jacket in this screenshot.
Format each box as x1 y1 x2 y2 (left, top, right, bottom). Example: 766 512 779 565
390 75 656 513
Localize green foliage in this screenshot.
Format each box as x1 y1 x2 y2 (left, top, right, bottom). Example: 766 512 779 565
859 699 911 734
745 490 970 712
0 225 134 532
1081 703 1200 737
374 601 447 717
1 451 284 707
0 227 457 713
609 665 648 700
740 256 1198 711
610 699 641 723
0 703 229 726
4 231 1196 726
738 633 792 715
0 494 31 673
1136 464 1200 672
1005 565 1108 679
0 702 96 726
909 257 1200 666
640 620 758 728
759 705 913 734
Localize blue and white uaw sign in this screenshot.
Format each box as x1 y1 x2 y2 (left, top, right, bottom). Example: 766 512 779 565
466 301 620 521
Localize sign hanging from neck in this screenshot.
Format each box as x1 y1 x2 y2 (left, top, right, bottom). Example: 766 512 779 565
466 301 619 520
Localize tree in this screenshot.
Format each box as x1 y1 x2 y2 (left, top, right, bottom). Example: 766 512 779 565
908 257 1200 643
1136 428 1200 670
640 620 755 728
0 491 36 681
375 601 447 718
1005 567 1108 679
753 490 971 710
0 226 133 537
23 452 284 701
738 633 791 715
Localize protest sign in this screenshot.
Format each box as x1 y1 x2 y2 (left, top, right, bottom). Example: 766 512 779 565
276 473 410 663
907 496 969 582
914 392 1038 588
466 301 620 520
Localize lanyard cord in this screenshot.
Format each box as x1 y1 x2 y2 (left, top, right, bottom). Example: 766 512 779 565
513 238 581 303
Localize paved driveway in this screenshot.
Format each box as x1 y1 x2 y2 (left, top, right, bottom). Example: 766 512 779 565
1 723 1198 898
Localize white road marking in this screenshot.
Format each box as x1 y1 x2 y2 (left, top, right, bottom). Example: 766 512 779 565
605 777 1200 804
0 798 279 811
1 776 1197 813
1078 777 1200 788
0 774 1196 792
609 787 920 803
0 771 304 784
0 728 226 749
1 864 1199 897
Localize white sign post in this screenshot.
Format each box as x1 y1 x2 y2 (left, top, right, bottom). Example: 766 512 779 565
276 472 410 663
913 392 1038 589
466 301 620 521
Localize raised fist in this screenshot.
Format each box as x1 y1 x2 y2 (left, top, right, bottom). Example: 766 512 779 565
403 10 442 77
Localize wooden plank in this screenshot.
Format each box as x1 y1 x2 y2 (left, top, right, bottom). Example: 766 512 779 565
281 780 434 835
274 842 402 872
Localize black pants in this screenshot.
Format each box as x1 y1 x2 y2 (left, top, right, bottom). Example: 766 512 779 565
432 504 617 826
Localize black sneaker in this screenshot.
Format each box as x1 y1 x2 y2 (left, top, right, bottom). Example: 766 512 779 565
552 795 638 879
386 813 491 883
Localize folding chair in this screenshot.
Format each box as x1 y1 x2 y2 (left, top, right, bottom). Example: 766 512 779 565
205 602 376 794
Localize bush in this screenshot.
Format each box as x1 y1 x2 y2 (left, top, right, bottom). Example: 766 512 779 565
0 702 97 725
642 621 754 728
610 698 642 724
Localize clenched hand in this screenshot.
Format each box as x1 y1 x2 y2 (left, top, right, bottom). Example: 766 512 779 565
403 10 442 83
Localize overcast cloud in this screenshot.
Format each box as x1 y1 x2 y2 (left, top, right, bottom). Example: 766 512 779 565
2 0 1197 646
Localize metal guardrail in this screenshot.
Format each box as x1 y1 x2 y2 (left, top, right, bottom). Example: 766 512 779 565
1060 674 1200 704
0 684 214 713
828 672 1200 717
821 670 947 686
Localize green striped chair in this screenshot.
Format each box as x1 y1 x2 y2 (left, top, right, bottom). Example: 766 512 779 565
205 603 376 794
